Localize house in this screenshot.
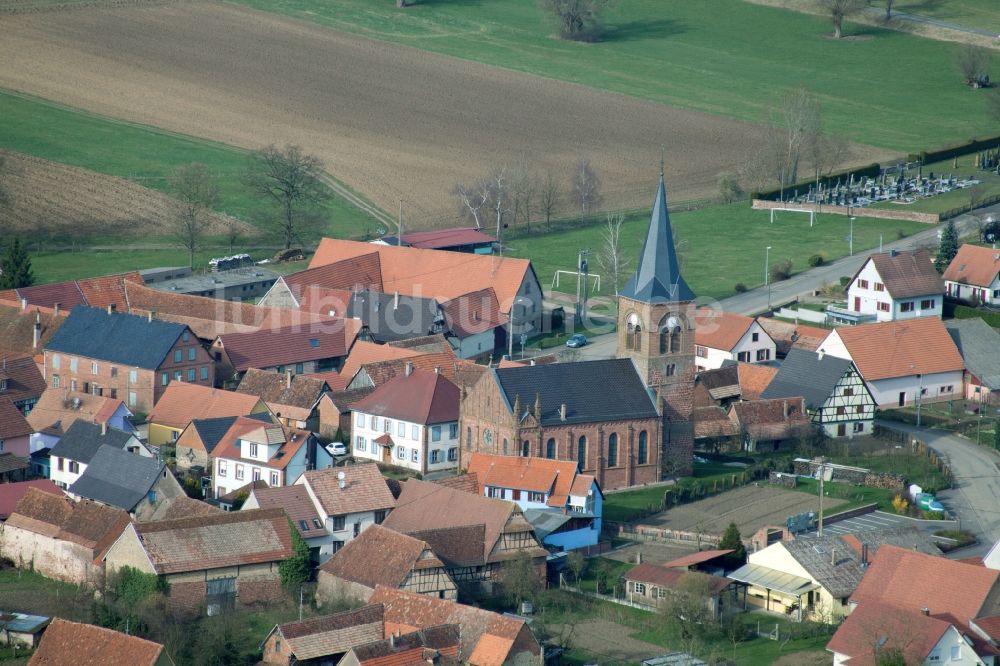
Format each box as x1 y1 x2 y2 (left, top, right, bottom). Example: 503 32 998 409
0 397 33 457
818 317 965 408
47 420 150 489
623 565 742 616
141 266 280 300
755 318 828 358
0 453 30 483
370 586 542 666
691 363 778 411
175 415 256 472
0 305 64 358
828 599 986 666
382 478 548 590
345 349 470 394
845 249 944 322
27 618 173 666
0 479 63 521
726 398 812 452
148 494 223 522
0 611 50 649
946 318 1000 405
242 484 329 561
438 288 508 360
0 272 140 313
211 419 332 499
944 243 1000 305
316 524 457 605
338 625 462 666
0 354 46 415
42 305 215 414
729 527 939 622
661 549 738 576
350 367 460 475
147 382 272 447
103 508 294 612
211 319 362 384
464 453 603 551
346 290 447 345
376 226 496 253
259 605 385 666
459 359 666 491
760 348 877 438
26 388 135 454
235 368 330 430
68 444 183 521
693 309 776 370
294 464 397 558
0 488 131 585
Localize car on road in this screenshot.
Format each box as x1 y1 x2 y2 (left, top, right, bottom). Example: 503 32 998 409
327 442 348 456
565 334 588 348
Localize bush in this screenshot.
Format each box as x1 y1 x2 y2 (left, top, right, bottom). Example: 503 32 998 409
770 258 793 282
279 523 311 589
891 495 909 514
839 276 851 287
182 476 203 500
734 282 748 293
808 254 824 267
718 173 745 203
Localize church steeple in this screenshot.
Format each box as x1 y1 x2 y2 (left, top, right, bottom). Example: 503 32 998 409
618 173 695 304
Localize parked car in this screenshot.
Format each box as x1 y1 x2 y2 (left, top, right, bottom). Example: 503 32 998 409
327 442 348 456
565 334 588 348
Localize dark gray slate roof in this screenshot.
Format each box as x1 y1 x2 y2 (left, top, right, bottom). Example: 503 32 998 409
46 305 186 370
49 420 136 464
945 318 1000 390
494 358 658 426
619 175 695 304
68 445 164 511
190 413 272 454
760 348 854 410
346 290 444 343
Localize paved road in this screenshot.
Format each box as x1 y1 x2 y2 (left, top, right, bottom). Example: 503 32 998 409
865 5 999 39
881 421 1000 557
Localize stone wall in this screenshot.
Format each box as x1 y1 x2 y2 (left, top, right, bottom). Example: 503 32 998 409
751 199 939 224
0 525 102 587
315 571 374 608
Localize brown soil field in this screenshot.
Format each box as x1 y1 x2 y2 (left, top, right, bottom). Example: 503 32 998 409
0 150 254 239
644 485 845 536
0 2 891 226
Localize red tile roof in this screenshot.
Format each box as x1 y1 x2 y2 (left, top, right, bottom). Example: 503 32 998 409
306 370 348 392
0 395 32 439
394 227 495 250
827 599 951 666
0 306 64 357
944 244 1000 288
299 463 396 517
217 319 362 373
235 368 329 422
6 488 130 559
27 389 129 435
283 252 384 296
661 549 735 569
351 370 459 425
623 564 732 594
273 605 385 662
756 318 828 355
694 308 759 351
339 342 424 384
249 484 326 538
148 384 268 430
855 249 943 299
318 523 445 589
28 618 167 666
0 480 63 521
729 397 811 441
825 317 964 381
973 614 1000 642
211 420 311 471
0 273 141 312
465 453 585 508
737 363 778 400
0 354 46 405
439 288 507 338
693 406 738 439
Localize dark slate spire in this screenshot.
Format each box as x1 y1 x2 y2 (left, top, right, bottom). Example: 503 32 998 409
619 173 695 303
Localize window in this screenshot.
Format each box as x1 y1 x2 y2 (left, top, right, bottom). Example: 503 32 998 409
357 413 366 429
276 366 284 373
52 354 60 370
71 380 78 392
836 406 846 415
411 449 419 463
577 436 587 470
853 422 864 433
466 426 472 451
546 438 556 459
383 419 392 433
951 646 962 660
371 416 379 431
188 347 197 361
856 405 864 414
52 375 60 388
638 431 648 465
374 510 386 524
253 469 261 481
874 282 885 292
921 299 935 309
398 421 405 437
633 582 646 595
528 491 544 502
857 279 869 289
900 301 915 313
521 440 530 457
129 370 138 384
218 460 227 477
187 368 196 382
877 302 891 312
449 423 458 439
696 346 707 358
270 472 279 486
250 442 258 458
174 370 182 381
502 438 509 454
355 435 366 452
182 331 190 342
843 387 854 396
625 314 642 352
487 486 502 498
235 464 244 480
756 348 770 361
331 516 345 531
430 450 441 464
397 446 405 459
432 426 442 442
751 332 759 342
57 457 63 472
174 349 182 363
108 366 117 379
665 364 676 376
148 490 157 503
412 424 419 440
69 461 79 474
69 358 77 372
941 385 953 394
91 362 98 375
129 391 137 407
607 433 618 467
295 363 304 374
447 447 457 462
200 366 209 380
737 351 750 363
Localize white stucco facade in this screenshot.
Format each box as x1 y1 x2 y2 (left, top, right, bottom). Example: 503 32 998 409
695 321 775 371
832 624 984 666
947 277 1000 306
351 411 459 475
294 476 389 558
848 260 942 322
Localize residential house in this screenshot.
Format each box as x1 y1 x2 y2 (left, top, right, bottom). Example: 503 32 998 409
26 389 135 454
68 444 183 521
828 599 986 666
0 305 64 358
259 605 385 666
0 272 140 313
727 398 812 452
729 527 939 622
235 368 330 430
211 419 332 499
27 618 173 666
0 354 46 415
694 309 777 370
147 382 271 447
946 318 1000 405
47 420 150 490
382 478 548 590
0 488 131 585
351 367 460 475
316 524 457 605
0 397 32 457
623 565 742 616
818 317 965 408
755 318 828 358
370 586 542 666
845 249 944 322
42 305 214 414
376 226 495 253
464 453 603 551
459 359 666 491
438 288 508 359
294 464 397 558
944 243 1000 305
103 508 294 612
760 348 877 438
0 453 29 483
175 415 252 472
338 625 462 666
242 484 329 561
661 549 739 576
692 363 779 411
0 479 62 521
345 289 447 344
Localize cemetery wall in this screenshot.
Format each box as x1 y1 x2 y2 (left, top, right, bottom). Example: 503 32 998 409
752 199 939 224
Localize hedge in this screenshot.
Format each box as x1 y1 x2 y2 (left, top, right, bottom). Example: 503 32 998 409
943 299 1000 328
907 135 1000 165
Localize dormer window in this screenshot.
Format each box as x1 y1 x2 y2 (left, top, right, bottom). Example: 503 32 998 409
0 379 6 391
250 442 258 458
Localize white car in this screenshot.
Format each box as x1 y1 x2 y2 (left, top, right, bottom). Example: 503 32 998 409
327 442 348 456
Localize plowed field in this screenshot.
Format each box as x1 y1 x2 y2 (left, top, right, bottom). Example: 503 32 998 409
0 2 888 224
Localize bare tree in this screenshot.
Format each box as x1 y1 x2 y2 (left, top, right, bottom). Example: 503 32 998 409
956 44 992 88
509 159 536 231
541 0 608 42
488 166 512 244
768 85 822 188
659 574 720 657
808 133 853 184
538 171 560 227
817 0 869 39
570 158 602 215
738 147 776 195
883 0 894 20
243 144 331 249
170 163 220 269
596 212 631 295
453 180 491 230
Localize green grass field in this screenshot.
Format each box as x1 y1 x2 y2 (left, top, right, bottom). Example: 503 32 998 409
228 0 998 151
872 0 1000 33
507 202 930 300
0 90 377 240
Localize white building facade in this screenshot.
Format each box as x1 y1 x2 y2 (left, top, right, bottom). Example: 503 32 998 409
847 254 943 323
695 319 776 371
351 412 459 475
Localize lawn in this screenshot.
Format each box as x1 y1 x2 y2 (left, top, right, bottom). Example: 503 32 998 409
228 0 998 151
603 461 749 522
507 202 929 300
0 567 93 622
828 450 949 493
871 0 1000 33
0 90 377 240
785 475 897 512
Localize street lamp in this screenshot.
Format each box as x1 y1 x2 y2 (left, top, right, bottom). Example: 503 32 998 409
849 216 856 257
765 246 773 311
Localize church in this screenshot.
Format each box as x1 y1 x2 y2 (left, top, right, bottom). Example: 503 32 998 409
457 172 695 489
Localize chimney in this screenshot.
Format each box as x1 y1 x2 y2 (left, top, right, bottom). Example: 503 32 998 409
921 607 930 616
53 303 60 317
861 543 869 567
390 633 397 649
530 359 536 366
831 548 837 566
394 291 399 310
101 421 107 436
286 369 292 389
33 313 41 349
147 311 153 322
817 349 825 361
107 304 113 315
20 297 27 312
890 249 898 257
783 400 790 418
337 471 346 490
434 366 440 375
560 403 567 421
636 551 642 565
405 361 414 377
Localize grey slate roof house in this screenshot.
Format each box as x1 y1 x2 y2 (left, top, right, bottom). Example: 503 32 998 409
346 290 446 344
945 318 1000 404
48 420 150 490
69 445 182 521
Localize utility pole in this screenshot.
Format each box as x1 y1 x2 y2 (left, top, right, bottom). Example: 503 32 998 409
816 459 830 537
299 585 304 621
580 250 590 323
397 200 403 246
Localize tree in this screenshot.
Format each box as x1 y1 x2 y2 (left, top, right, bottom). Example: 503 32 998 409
170 163 220 269
279 522 311 590
541 0 608 42
0 237 34 289
566 551 586 584
538 171 560 227
817 0 869 39
882 0 894 20
718 522 747 567
808 133 852 185
659 574 720 657
509 159 536 231
956 44 991 88
596 212 631 296
935 218 959 273
570 158 602 215
501 551 541 607
717 173 744 203
770 85 822 188
243 144 331 249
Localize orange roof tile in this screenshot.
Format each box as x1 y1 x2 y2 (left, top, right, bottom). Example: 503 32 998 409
825 317 964 381
148 383 268 430
284 252 384 296
28 618 166 666
299 463 396 517
339 342 423 384
26 389 128 435
305 370 348 392
694 308 759 351
466 453 583 507
756 318 828 355
216 319 361 373
352 370 459 425
212 419 311 471
944 244 1000 288
827 599 951 666
439 288 508 338
737 363 778 400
